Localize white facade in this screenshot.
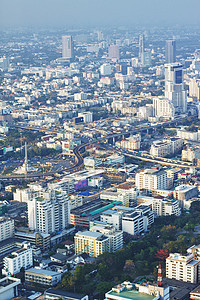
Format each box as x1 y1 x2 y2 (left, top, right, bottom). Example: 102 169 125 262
69 194 83 209
0 217 14 242
189 78 200 100
88 176 103 188
78 111 93 123
3 244 33 275
120 134 141 150
100 63 112 76
166 253 200 283
177 129 199 141
135 169 167 191
74 92 87 101
122 206 154 236
0 277 21 300
153 97 175 119
100 191 129 207
150 138 183 158
165 63 187 113
28 189 70 234
174 184 198 207
62 35 74 59
100 210 123 231
151 198 181 217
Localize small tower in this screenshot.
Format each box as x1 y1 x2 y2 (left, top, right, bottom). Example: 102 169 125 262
157 264 162 287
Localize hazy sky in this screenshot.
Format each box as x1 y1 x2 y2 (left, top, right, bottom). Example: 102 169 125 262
1 0 200 28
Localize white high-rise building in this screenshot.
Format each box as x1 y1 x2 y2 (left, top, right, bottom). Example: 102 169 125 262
3 243 33 276
166 252 200 283
165 63 187 113
135 168 167 191
62 36 74 59
100 63 112 76
28 189 70 234
153 97 175 119
0 217 14 242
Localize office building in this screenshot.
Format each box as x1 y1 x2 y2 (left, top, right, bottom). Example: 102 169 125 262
0 217 14 242
15 230 50 251
108 44 119 60
100 63 112 76
153 97 175 119
78 111 93 123
100 210 123 231
25 268 61 286
100 191 129 207
151 198 181 217
165 40 176 63
62 35 74 59
166 253 200 283
135 168 168 191
174 185 198 208
0 56 9 71
177 129 199 141
120 134 141 150
150 138 183 158
3 243 33 276
189 78 200 100
165 63 187 113
28 189 70 234
74 225 123 257
0 277 21 300
138 34 144 66
122 205 154 236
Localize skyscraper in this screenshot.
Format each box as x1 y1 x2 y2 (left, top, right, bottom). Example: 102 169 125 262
138 34 144 65
28 189 70 234
108 44 119 60
165 63 187 113
62 35 74 59
166 40 176 63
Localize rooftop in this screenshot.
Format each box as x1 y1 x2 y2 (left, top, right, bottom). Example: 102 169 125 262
26 267 60 276
106 289 155 300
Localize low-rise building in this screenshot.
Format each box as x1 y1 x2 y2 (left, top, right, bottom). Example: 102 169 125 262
105 281 169 300
0 277 21 300
25 267 61 286
45 289 89 300
100 191 129 207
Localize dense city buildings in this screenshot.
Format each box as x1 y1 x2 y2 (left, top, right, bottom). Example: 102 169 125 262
1 14 200 299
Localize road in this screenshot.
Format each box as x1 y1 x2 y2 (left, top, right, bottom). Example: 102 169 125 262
0 116 190 180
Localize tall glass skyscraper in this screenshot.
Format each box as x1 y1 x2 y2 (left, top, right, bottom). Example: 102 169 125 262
165 40 176 63
165 63 187 113
62 35 74 59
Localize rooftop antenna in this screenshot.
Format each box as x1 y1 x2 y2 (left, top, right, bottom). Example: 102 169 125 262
157 264 162 287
